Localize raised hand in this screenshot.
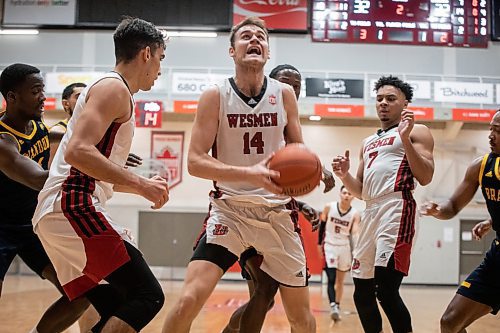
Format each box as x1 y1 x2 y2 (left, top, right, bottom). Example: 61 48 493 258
420 201 440 217
398 109 415 140
472 219 492 240
321 166 335 193
332 150 350 179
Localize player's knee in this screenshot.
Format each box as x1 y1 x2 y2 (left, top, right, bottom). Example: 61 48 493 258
288 311 315 332
375 286 399 304
253 278 278 300
173 293 200 319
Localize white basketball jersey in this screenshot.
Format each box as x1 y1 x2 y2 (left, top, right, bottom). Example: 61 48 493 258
33 72 134 225
324 202 357 246
214 77 290 205
361 126 415 201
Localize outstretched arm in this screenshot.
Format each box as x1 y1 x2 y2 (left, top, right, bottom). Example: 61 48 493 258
421 156 482 220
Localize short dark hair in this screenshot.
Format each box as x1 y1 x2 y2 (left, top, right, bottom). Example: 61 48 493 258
340 185 346 192
269 64 301 80
62 82 86 100
113 17 166 64
230 16 268 48
374 75 413 103
0 63 40 99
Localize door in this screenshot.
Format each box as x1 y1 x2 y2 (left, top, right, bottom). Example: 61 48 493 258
459 219 495 282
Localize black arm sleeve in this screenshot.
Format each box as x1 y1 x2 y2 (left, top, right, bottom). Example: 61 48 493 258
318 220 326 245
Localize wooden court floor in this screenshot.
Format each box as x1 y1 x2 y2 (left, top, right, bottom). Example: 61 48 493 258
0 275 498 332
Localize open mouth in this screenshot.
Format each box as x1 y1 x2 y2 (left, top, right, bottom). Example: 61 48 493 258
247 46 261 55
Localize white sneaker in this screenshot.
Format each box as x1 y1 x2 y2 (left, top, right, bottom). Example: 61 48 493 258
330 303 341 321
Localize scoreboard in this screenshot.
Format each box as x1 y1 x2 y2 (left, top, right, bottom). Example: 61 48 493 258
311 0 489 47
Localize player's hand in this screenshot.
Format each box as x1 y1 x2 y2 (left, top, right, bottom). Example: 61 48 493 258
420 201 440 217
301 203 320 231
138 175 169 209
332 150 350 179
247 154 283 194
125 153 143 167
398 109 415 140
472 219 492 240
321 166 335 193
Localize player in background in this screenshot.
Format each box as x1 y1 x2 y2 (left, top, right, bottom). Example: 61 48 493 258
333 75 434 333
318 185 360 321
0 63 89 333
421 110 500 333
222 63 332 333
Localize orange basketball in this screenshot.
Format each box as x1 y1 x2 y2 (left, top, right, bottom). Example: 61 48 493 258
269 143 322 197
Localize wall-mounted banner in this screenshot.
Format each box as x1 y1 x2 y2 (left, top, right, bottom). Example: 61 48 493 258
434 82 494 104
452 109 497 122
43 98 57 111
135 101 163 128
150 131 184 189
407 106 434 120
314 104 365 118
3 0 76 25
369 79 431 100
45 72 104 94
172 73 228 95
173 100 199 113
233 0 308 31
306 78 364 98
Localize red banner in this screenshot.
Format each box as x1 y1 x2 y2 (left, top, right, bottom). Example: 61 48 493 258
233 0 308 31
452 108 497 122
173 100 198 114
43 97 57 111
408 106 434 120
314 104 365 118
135 101 163 128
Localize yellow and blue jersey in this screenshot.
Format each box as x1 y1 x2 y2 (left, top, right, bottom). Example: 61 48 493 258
0 118 50 225
479 153 500 237
50 118 68 132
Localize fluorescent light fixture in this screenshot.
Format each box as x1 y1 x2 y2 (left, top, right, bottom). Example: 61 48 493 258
0 29 39 35
166 31 217 38
309 115 322 121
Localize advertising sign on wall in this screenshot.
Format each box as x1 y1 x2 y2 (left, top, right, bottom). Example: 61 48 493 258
306 78 364 98
135 101 163 128
434 82 494 104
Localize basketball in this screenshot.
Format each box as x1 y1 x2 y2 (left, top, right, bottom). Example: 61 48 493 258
269 143 322 197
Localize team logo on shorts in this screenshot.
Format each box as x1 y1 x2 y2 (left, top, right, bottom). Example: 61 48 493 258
352 258 360 270
269 94 276 105
213 224 229 236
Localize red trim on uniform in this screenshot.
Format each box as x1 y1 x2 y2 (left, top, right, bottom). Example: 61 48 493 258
59 122 130 300
393 192 416 276
394 155 414 192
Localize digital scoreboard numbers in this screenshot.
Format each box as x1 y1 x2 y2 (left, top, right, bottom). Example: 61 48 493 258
312 0 488 47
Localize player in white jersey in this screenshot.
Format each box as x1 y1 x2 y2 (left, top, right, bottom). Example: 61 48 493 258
32 18 169 333
318 185 360 321
333 76 434 333
163 17 317 333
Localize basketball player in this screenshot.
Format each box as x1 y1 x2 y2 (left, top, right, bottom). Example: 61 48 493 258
50 82 142 168
163 17 316 333
333 75 434 333
0 63 88 333
223 64 331 333
421 110 500 333
32 18 169 333
318 185 360 321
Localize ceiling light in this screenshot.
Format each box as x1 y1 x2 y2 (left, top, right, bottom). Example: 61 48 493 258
0 29 39 35
309 115 322 121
